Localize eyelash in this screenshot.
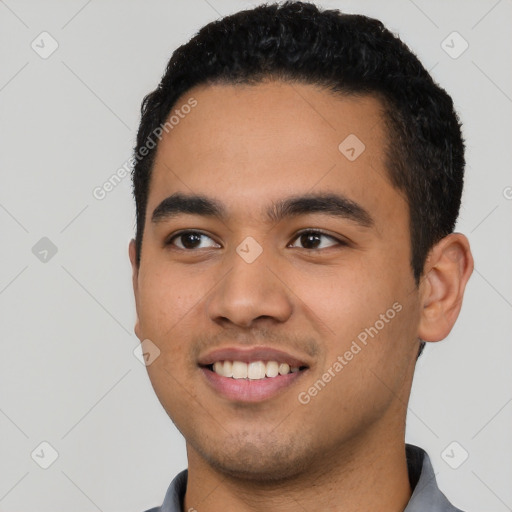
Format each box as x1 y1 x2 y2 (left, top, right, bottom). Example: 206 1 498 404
165 229 346 251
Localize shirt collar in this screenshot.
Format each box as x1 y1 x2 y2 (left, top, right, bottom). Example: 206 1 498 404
404 444 464 511
153 444 463 512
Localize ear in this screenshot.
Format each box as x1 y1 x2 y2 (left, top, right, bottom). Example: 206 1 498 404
129 239 142 340
418 233 474 342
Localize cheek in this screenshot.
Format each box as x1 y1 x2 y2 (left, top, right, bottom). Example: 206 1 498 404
291 263 389 343
300 256 415 366
137 265 199 335
137 268 203 416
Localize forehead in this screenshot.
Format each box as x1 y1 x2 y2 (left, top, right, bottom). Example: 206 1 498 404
147 81 406 228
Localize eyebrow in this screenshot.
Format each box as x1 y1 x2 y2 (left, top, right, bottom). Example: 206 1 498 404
151 192 374 228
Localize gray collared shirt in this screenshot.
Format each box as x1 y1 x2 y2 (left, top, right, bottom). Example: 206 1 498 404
144 444 464 512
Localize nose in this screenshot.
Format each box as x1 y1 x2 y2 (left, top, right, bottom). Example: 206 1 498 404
206 246 293 329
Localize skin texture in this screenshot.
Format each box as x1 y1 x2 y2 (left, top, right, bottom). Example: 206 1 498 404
129 81 473 512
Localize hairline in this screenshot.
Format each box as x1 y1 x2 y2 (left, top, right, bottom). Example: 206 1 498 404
136 77 415 277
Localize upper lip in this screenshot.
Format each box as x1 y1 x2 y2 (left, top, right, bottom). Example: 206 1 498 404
198 346 310 368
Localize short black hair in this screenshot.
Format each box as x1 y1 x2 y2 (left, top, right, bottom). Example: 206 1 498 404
131 1 464 293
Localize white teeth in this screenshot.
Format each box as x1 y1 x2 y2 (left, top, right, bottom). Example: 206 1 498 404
232 361 248 379
210 360 304 379
278 363 290 375
223 360 233 378
266 361 279 378
248 361 266 379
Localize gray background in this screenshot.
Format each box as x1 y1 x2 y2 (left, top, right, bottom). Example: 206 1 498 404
0 1 510 511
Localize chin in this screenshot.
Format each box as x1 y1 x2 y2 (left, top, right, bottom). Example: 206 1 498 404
193 433 314 483
209 455 309 483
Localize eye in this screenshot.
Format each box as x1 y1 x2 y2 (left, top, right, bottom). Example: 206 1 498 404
166 231 220 250
288 230 344 250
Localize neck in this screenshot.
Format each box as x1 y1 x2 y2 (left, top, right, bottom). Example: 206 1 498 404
184 430 412 512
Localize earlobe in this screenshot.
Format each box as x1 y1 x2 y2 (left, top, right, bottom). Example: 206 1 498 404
417 233 474 342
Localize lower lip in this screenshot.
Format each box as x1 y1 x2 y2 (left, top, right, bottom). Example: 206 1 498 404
200 367 306 403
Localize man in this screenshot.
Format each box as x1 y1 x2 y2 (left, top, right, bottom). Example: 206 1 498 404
128 2 473 511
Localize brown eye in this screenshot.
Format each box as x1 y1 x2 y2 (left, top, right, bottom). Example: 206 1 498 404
289 230 343 250
166 231 219 250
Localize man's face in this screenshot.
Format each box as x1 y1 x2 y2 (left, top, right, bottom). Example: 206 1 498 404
130 81 424 480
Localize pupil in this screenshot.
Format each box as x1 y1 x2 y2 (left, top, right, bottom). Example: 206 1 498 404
301 233 320 249
182 233 201 249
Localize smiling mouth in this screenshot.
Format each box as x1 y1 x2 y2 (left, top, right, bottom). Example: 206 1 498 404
203 360 309 380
